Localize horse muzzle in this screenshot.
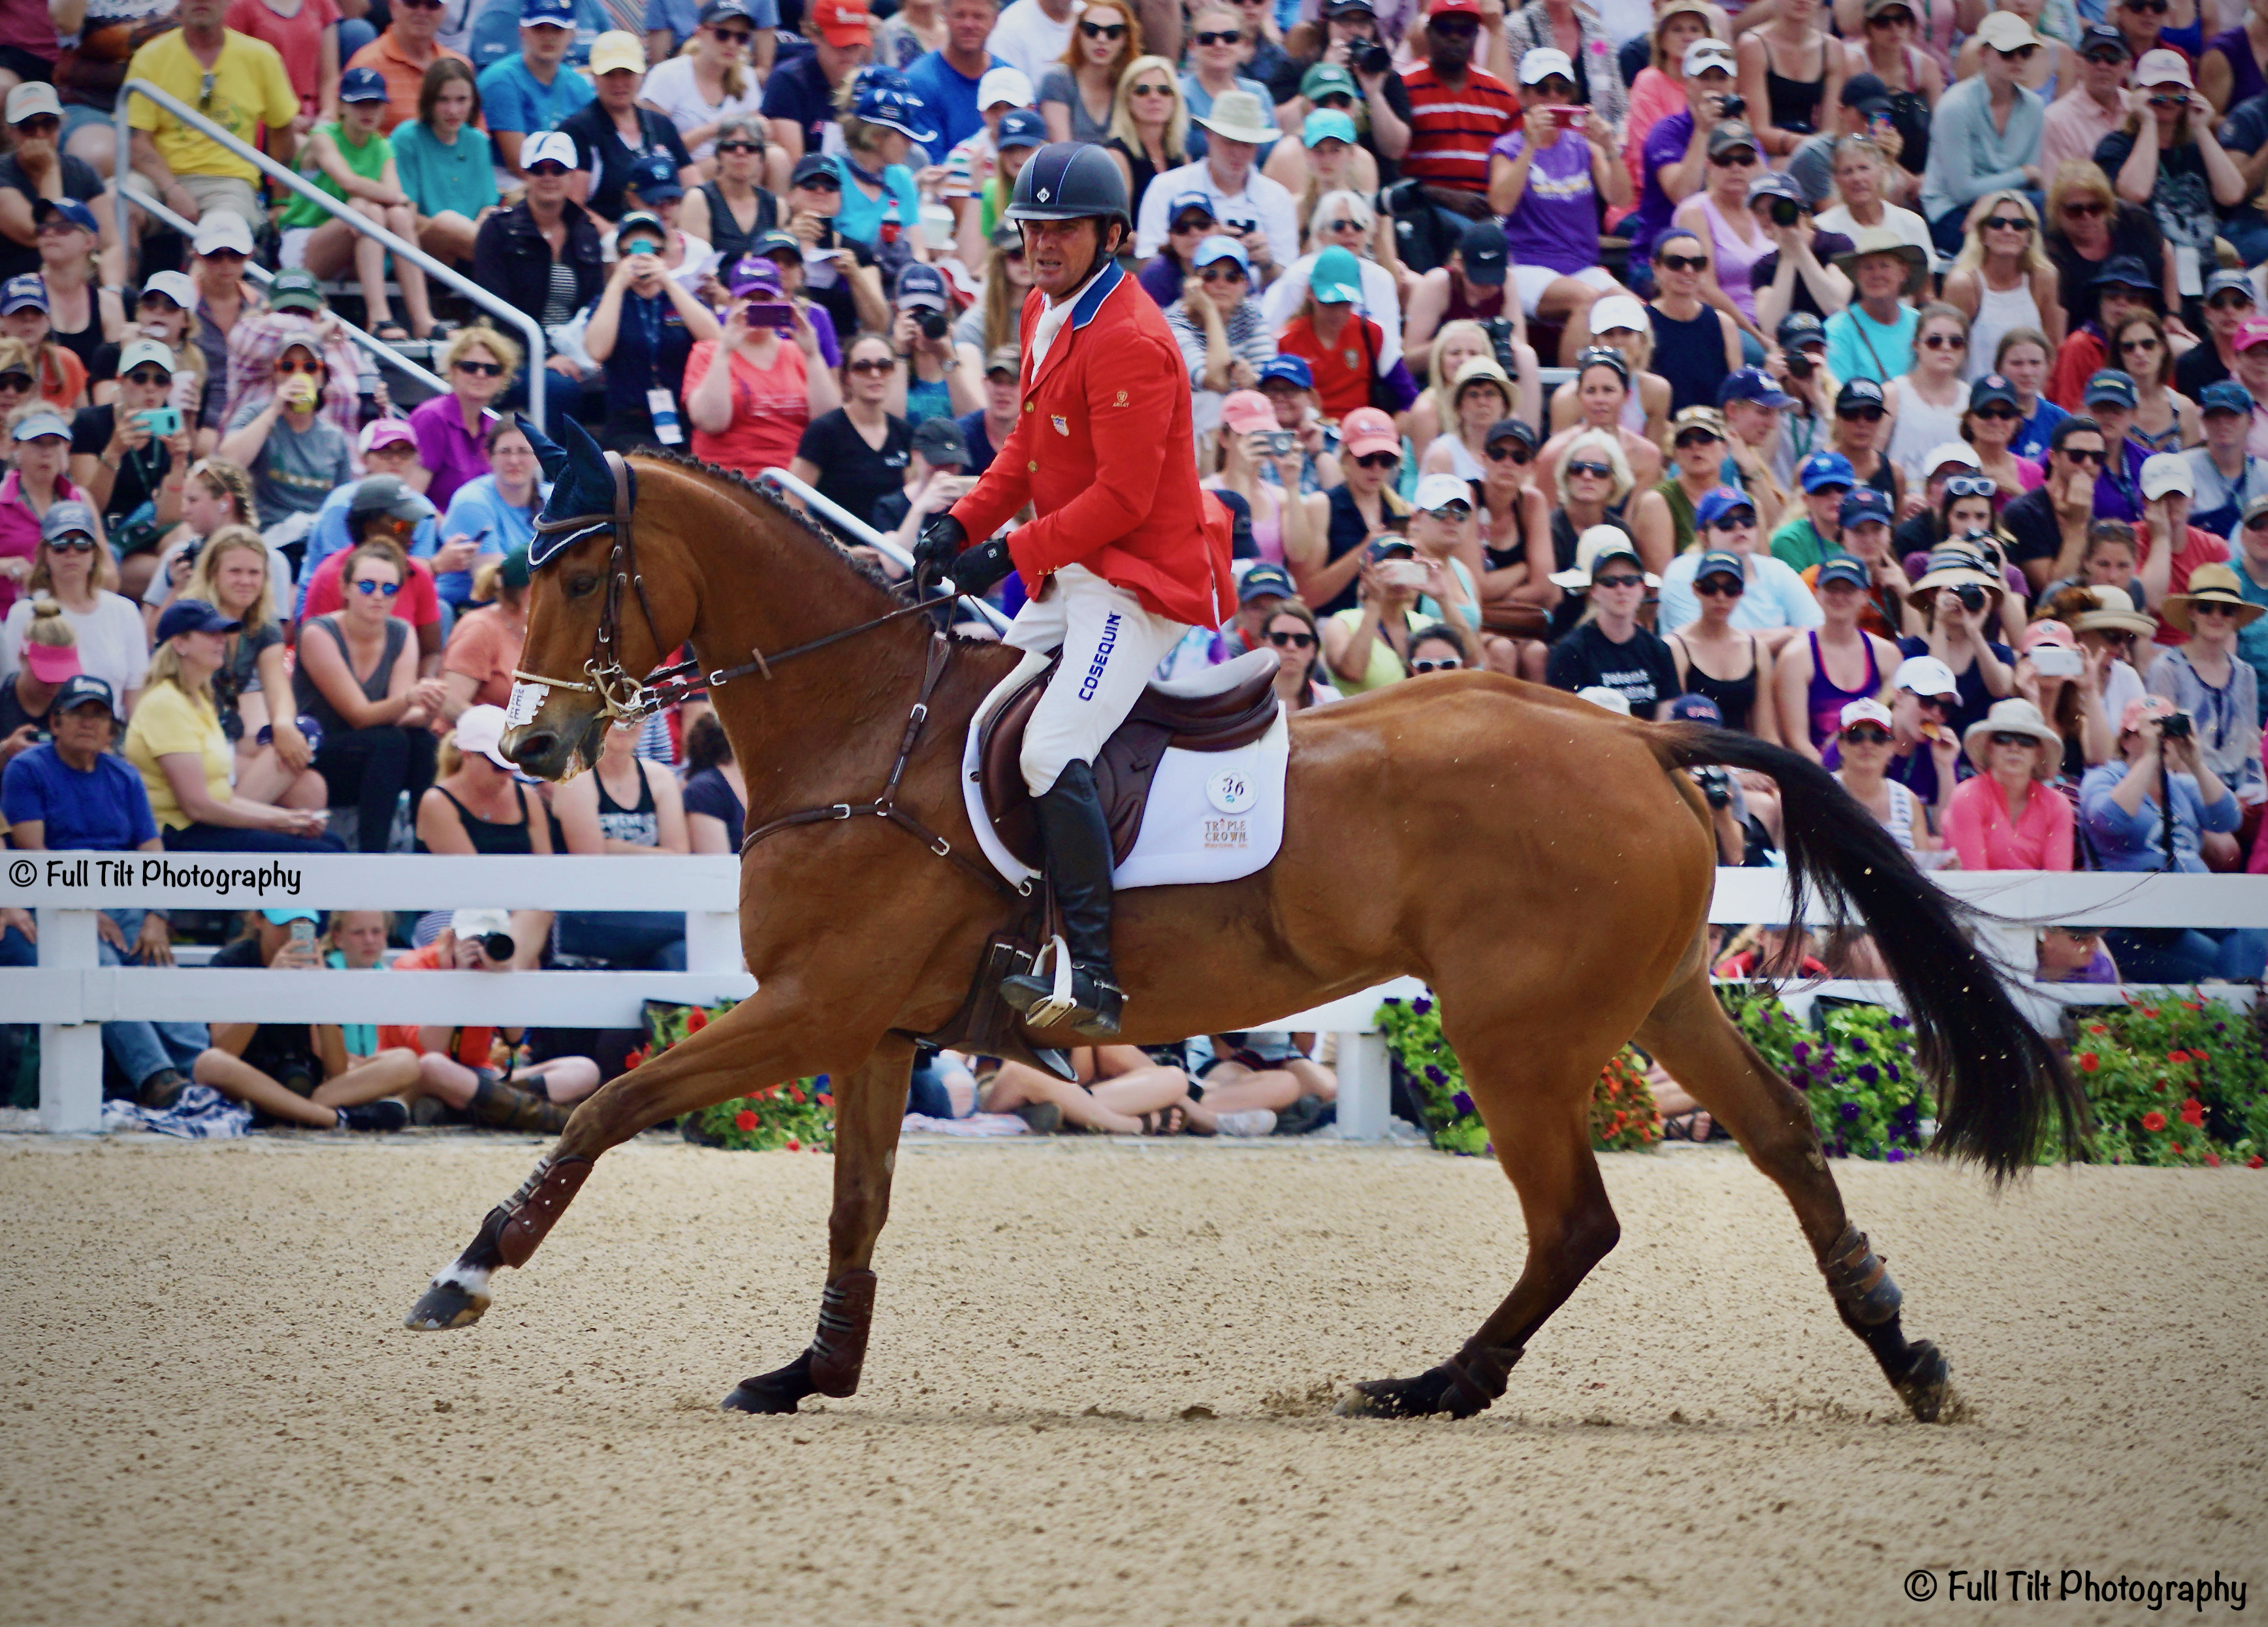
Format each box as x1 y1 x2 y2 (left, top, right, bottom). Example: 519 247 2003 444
504 709 607 781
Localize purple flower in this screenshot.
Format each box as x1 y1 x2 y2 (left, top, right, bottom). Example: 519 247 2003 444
1889 1014 1911 1029
1412 997 1433 1016
1849 1035 1870 1054
1424 1063 1448 1085
1792 1041 1812 1065
1483 1141 1494 1155
1885 1149 1906 1163
1838 1101 1862 1122
1856 1064 1879 1086
1382 996 1402 1007
1885 1064 1902 1084
1451 1090 1475 1116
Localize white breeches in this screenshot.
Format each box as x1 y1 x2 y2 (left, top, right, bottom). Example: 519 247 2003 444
1004 563 1191 796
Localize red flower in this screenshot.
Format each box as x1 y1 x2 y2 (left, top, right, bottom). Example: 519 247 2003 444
2181 1000 2203 1011
687 1008 709 1032
2248 1156 2264 1169
816 1093 833 1107
2141 1110 2167 1133
2086 1023 2109 1035
2180 1099 2205 1128
788 1085 805 1104
624 1048 644 1069
2139 1007 2160 1019
2080 1053 2100 1072
2204 1152 2220 1168
785 1138 800 1152
2171 1142 2184 1155
2192 1047 2209 1059
2167 1050 2188 1064
734 1109 756 1132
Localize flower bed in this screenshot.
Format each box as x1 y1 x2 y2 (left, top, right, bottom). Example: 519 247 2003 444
636 999 836 1153
2067 997 2268 1168
1716 987 1928 1161
1376 995 1658 1156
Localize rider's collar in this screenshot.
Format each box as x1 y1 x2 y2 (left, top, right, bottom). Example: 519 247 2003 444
1046 256 1123 330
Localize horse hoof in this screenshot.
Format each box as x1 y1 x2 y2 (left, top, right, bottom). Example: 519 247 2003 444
1335 1372 1448 1419
1891 1339 1954 1423
404 1280 488 1330
721 1351 816 1415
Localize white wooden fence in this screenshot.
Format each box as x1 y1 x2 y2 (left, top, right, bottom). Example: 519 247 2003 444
4 856 2263 1136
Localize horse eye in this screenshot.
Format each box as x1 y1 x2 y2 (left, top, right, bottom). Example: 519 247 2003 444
567 573 599 598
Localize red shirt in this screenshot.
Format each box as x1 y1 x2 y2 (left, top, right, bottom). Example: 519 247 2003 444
300 547 442 628
1399 62 1518 193
2152 525 2229 645
684 338 810 479
376 942 496 1063
1276 312 1390 418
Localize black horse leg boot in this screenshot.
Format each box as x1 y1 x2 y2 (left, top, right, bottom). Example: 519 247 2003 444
1000 760 1124 1040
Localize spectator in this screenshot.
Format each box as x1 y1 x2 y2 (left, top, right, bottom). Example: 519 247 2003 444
2045 227 2169 398
415 700 551 855
981 1043 1276 1137
874 0 944 68
679 118 775 270
2180 381 2268 541
1812 134 1932 262
1621 37 1736 273
1746 172 1855 334
1770 447 1852 572
1166 234 1274 435
762 0 872 171
225 0 343 138
71 337 191 579
1205 391 1313 565
144 458 266 629
1559 295 1674 453
2082 694 2265 979
96 274 202 433
2115 312 2201 455
2147 563 2266 835
1827 382 1906 516
2097 49 2247 295
1823 226 1926 385
182 521 325 807
1734 0 1837 163
1657 481 1825 646
1830 25 1940 187
908 0 1004 155
770 155 891 343
345 0 470 134
2041 25 2133 182
128 598 339 850
1262 189 1407 357
955 341 1021 474
1260 596 1337 709
1882 302 1974 483
679 708 746 851
1407 619 1473 675
190 909 416 1129
1617 0 1709 202
33 199 122 380
216 334 354 528
408 325 520 513
639 0 763 164
2058 579 2155 736
2 276 88 410
283 66 436 342
1292 404 1404 613
2033 923 2119 982
583 206 722 450
439 547 529 718
1104 54 1191 215
437 423 541 607
2232 491 2268 688
1132 89 1298 268
2077 366 2151 521
1667 121 1770 349
127 0 301 227
293 536 442 851
2176 268 2254 399
1635 402 1728 563
292 425 445 607
1545 524 1677 717
1484 47 1631 366
1254 351 1340 494
0 594 76 753
1040 0 1139 145
1274 244 1413 416
1917 12 2045 256
2017 616 2109 779
1941 192 2062 385
475 0 592 177
321 909 390 1062
0 84 111 288
1831 695 1940 854
1403 466 1480 619
552 721 691 970
1819 483 1918 637
2001 413 2107 593
791 329 912 527
0 408 99 620
1401 221 1510 381
558 32 697 229
950 105 1041 282
219 272 362 446
1990 326 2069 464
1943 696 2075 869
1646 230 1743 416
1667 546 1784 740
2039 517 2145 608
874 413 971 549
1322 521 1464 694
0 500 141 715
1531 347 1658 496
1898 545 2016 736
1399 0 1515 199
471 130 606 434
1181 4 1277 163
884 262 974 426
1472 417 1554 674
185 216 259 437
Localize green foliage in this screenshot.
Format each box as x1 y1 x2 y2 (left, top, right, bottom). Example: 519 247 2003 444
638 999 835 1153
2067 995 2268 1168
1716 987 1931 1161
1375 994 1657 1155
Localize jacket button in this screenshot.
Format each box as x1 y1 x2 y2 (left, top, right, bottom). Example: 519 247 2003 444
1024 402 1033 411
1027 460 1038 472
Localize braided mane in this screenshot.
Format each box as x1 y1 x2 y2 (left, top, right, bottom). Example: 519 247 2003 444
627 446 901 597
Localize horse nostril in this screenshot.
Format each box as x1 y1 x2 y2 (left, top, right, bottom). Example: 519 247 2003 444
513 731 556 765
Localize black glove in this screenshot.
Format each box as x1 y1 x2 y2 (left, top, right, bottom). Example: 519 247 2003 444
913 511 966 573
943 534 1015 594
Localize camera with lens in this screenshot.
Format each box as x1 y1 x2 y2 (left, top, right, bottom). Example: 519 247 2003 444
1785 350 1813 378
1693 765 1733 809
1766 197 1802 227
1353 37 1392 76
1716 92 1745 118
1480 315 1518 372
2160 710 2193 741
916 308 949 342
1954 583 1988 614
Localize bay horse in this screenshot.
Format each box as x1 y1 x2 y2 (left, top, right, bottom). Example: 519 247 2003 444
404 440 2081 1425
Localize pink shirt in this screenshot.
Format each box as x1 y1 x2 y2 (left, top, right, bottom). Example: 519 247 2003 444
1620 67 1684 225
1942 774 2075 871
225 0 342 111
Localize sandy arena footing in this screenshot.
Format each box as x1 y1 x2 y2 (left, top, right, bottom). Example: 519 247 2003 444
1 1132 2261 1627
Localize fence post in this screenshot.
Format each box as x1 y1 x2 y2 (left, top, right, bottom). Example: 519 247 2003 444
37 908 103 1133
1334 1029 1390 1141
684 910 743 977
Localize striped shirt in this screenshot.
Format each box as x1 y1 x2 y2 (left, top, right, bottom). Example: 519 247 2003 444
1399 62 1518 193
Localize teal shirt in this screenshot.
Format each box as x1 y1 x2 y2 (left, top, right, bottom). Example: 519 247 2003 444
1825 301 1917 385
391 120 501 223
2237 556 2268 694
1770 516 1832 573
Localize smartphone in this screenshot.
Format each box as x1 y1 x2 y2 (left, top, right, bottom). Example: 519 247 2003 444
289 918 316 948
136 406 182 437
743 300 796 332
1379 559 1429 591
2031 645 2083 679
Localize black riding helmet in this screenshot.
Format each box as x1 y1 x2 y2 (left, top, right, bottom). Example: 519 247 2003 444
1006 141 1130 231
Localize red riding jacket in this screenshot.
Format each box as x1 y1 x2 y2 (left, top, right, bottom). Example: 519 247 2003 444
946 259 1234 630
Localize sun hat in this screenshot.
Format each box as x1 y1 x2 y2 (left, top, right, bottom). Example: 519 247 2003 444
892 260 946 310
1588 293 1648 335
1220 389 1276 436
1798 451 1855 492
1413 471 1475 514
995 107 1047 152
2163 562 2267 632
2205 267 2256 303
39 499 96 543
623 153 682 204
1840 697 1894 732
977 65 1034 108
2079 20 2129 56
1694 486 1758 530
452 705 517 771
1840 70 1893 120
1239 560 1296 602
724 252 783 298
1975 10 2039 50
1339 406 1398 459
1838 487 1893 529
2199 379 2254 415
1451 354 1512 401
790 152 840 189
981 344 1020 379
2093 254 2157 294
2071 584 2157 637
1816 554 1872 590
1519 46 1576 84
498 545 531 591
1832 226 1929 297
2019 618 2079 652
33 197 97 236
155 598 241 640
1550 525 1653 589
1303 108 1357 148
1194 89 1275 144
1309 245 1364 304
1963 696 2062 777
1577 685 1633 715
1894 654 1959 698
1168 190 1217 229
1670 404 1727 440
262 907 320 926
1905 545 2003 607
2134 46 2193 87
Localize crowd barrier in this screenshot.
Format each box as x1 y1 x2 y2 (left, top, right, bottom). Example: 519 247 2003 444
5 858 2263 1136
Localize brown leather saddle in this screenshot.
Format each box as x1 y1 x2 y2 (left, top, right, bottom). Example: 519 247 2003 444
974 651 1281 869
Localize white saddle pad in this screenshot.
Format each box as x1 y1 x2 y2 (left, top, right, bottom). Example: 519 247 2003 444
961 649 1290 891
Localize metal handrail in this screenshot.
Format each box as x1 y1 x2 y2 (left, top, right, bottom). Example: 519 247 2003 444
113 76 547 420
759 465 1014 636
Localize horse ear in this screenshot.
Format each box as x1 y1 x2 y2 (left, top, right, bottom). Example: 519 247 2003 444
518 414 568 482
530 413 620 567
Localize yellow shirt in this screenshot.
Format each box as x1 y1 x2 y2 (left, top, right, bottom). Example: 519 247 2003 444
125 28 300 184
124 683 232 831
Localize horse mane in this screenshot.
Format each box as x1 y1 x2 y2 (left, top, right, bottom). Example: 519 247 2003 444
627 445 906 603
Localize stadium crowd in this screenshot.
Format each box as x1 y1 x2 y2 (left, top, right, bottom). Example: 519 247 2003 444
3 0 2268 1137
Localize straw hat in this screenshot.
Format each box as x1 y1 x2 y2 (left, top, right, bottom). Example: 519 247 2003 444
1962 697 2063 780
1833 226 1930 299
2070 584 2157 638
1194 90 1277 145
1904 545 2004 609
2162 563 2266 634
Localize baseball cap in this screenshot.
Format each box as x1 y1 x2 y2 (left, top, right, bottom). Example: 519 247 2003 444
2083 368 2138 409
1413 472 1474 514
1694 487 1758 530
1840 69 1892 118
2120 693 2179 733
349 472 435 523
1798 451 1855 492
2139 450 2194 500
752 228 801 262
1671 404 1727 441
1339 406 1398 459
1485 417 1537 451
1193 234 1249 274
1839 697 1894 731
1778 311 1827 351
790 152 839 189
140 270 196 309
51 672 118 715
624 152 682 202
1588 293 1648 336
2020 618 2078 653
615 209 667 249
1168 190 1217 228
360 417 417 453
2236 317 2268 352
451 908 514 939
1518 46 1574 84
1693 548 1743 584
520 0 575 24
1302 62 1357 101
1430 0 1482 14
851 74 937 144
1975 10 2037 50
2199 379 2254 415
2079 21 2129 56
1663 693 1722 724
266 268 324 314
155 598 242 641
2205 268 2256 303
912 415 969 468
1303 108 1357 148
117 336 174 376
1968 372 2020 413
1839 487 1893 529
1321 0 1374 14
1816 554 1872 590
1717 366 1793 409
1894 654 1960 698
1238 561 1296 602
983 344 1020 378
1456 219 1507 285
340 65 389 102
262 908 321 927
33 197 97 236
588 29 647 74
1746 170 1804 208
2094 253 2156 291
1221 389 1275 435
1922 440 1981 475
808 0 871 46
40 499 97 542
1258 355 1313 390
522 129 581 170
0 274 45 314
977 65 1034 109
699 0 758 21
1309 245 1364 304
10 409 67 442
1550 525 1652 589
452 705 517 771
995 106 1046 152
1836 377 1887 413
725 253 782 297
893 261 947 310
5 81 61 123
1708 120 1761 159
2134 46 2192 86
1683 37 1735 75
192 212 255 257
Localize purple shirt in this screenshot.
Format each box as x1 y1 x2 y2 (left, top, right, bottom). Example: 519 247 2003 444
1626 109 1693 265
407 393 494 515
2093 437 2148 523
1490 127 1597 277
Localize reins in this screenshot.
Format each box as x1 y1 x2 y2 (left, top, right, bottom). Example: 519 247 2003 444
511 449 1018 895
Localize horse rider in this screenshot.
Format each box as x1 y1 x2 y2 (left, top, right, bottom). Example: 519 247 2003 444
913 141 1235 1042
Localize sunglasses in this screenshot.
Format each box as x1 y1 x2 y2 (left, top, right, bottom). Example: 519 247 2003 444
1315 93 1354 109
715 140 761 153
11 114 59 136
1710 150 1759 167
351 578 402 596
1412 658 1462 673
455 358 505 376
1485 443 1531 464
1592 572 1646 589
398 0 443 8
711 25 752 41
1673 431 1721 447
2083 47 2128 62
1172 215 1215 233
1658 252 1709 272
2148 92 2189 107
1132 81 1175 97
2209 293 2256 310
847 356 895 374
1194 28 1241 43
1841 726 1891 743
276 358 322 376
795 174 841 193
1867 8 1913 21
1201 264 1247 282
1267 629 1317 648
1423 503 1473 521
1972 403 2020 422
1322 219 1362 234
1921 332 1966 349
1983 216 2032 233
2060 445 2108 464
2125 0 2168 11
528 161 571 178
1565 459 1613 478
1989 732 2039 749
1078 18 1126 37
2062 200 2107 217
1708 512 1755 530
123 368 171 388
1838 405 1885 421
1992 43 2037 59
1430 17 1478 35
45 535 96 553
2120 335 2162 351
1696 575 1744 596
1354 451 1399 470
0 371 31 391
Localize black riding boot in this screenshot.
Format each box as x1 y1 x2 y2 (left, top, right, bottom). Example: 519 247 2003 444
1000 760 1124 1040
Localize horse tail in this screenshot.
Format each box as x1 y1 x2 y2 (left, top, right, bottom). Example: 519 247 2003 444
1650 724 2086 1182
